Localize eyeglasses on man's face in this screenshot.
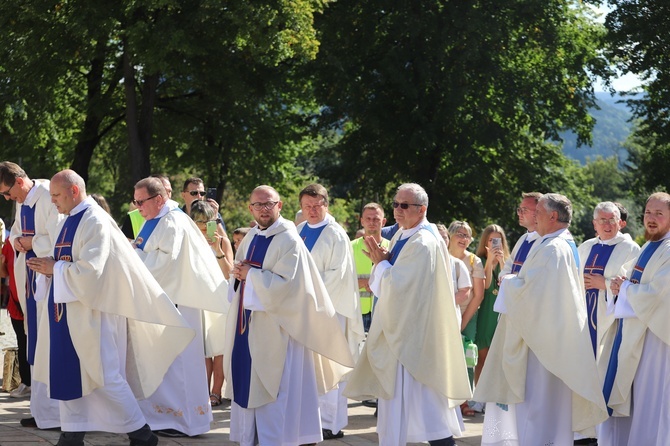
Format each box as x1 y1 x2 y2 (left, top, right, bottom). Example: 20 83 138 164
392 201 422 210
0 181 17 197
595 217 618 226
132 194 159 207
250 201 279 211
187 190 206 197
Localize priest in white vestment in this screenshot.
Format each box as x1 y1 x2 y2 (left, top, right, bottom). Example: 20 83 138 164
225 185 355 446
500 192 541 277
1 161 63 429
345 183 471 446
132 177 229 437
474 193 608 445
27 170 195 446
607 192 670 446
296 183 365 440
577 202 640 444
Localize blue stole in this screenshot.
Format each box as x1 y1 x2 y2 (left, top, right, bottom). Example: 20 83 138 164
510 237 536 274
20 205 38 365
299 224 327 252
231 233 275 409
602 240 663 415
389 237 410 265
134 217 162 250
48 210 86 401
583 243 616 355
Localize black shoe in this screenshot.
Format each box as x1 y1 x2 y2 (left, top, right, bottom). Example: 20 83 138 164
20 417 38 428
130 433 159 446
322 429 344 440
154 428 188 438
574 439 598 446
362 399 378 408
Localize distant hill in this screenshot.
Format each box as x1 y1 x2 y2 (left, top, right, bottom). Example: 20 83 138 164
560 92 635 164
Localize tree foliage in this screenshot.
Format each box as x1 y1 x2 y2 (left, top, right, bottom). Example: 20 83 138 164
310 0 609 236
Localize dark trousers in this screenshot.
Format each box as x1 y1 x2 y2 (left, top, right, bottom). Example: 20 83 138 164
10 317 31 385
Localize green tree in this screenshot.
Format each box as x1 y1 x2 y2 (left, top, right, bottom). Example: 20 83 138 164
309 0 609 234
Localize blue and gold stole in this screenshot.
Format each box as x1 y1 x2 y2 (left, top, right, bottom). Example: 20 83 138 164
583 242 617 355
48 210 86 401
231 233 275 408
20 204 38 365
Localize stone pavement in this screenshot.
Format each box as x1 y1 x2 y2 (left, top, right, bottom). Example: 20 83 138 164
0 313 484 445
0 390 484 445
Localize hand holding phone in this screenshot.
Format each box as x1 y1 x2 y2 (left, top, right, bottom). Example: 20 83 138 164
206 188 217 201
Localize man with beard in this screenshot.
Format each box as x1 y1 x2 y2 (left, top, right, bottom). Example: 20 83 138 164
225 185 354 446
607 192 670 445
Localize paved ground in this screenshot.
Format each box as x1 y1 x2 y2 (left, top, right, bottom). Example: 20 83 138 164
0 313 484 446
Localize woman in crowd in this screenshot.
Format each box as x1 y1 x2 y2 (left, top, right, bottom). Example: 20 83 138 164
189 200 234 407
447 220 485 416
472 224 510 411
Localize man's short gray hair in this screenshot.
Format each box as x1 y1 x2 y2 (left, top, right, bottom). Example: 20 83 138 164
397 183 428 207
540 193 572 224
593 201 621 220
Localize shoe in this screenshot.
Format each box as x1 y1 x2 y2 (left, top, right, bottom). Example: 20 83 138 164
130 433 159 446
574 439 598 445
10 383 31 398
361 399 377 408
322 429 344 440
154 428 188 437
210 393 222 407
20 417 38 428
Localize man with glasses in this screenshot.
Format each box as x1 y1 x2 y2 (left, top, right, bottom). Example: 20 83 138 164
180 177 227 232
576 202 639 445
346 183 471 446
475 193 608 444
226 185 354 446
0 161 62 430
296 183 364 440
132 177 229 437
500 192 542 277
25 169 194 446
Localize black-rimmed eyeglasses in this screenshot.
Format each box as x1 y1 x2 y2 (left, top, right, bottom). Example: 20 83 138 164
250 201 279 211
132 195 159 207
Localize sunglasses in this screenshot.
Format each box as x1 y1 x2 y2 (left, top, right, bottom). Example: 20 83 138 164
392 201 422 210
187 191 207 197
132 195 158 207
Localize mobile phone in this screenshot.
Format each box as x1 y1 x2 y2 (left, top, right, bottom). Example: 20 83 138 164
206 220 217 240
492 238 502 249
206 188 217 200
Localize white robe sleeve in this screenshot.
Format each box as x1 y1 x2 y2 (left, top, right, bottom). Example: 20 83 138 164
369 260 391 297
613 280 636 318
53 260 81 303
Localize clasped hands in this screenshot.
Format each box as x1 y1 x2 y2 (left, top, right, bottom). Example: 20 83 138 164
361 236 390 265
610 276 627 296
26 256 56 277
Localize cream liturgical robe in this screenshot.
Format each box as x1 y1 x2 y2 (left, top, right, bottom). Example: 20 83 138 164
606 236 670 444
345 222 471 404
296 215 365 358
9 179 63 429
10 179 63 313
223 217 354 409
33 199 195 400
577 233 640 379
474 229 608 438
135 206 229 435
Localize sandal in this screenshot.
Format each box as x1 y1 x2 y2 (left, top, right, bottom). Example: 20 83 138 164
210 393 222 407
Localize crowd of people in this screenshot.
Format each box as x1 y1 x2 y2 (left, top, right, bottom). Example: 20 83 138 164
0 159 667 446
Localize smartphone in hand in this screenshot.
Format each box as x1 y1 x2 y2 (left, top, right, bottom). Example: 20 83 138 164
206 188 217 200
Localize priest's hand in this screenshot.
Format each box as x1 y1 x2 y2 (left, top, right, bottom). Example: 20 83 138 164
233 261 251 281
26 256 55 277
583 273 606 290
362 236 390 265
610 276 626 295
14 236 33 253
